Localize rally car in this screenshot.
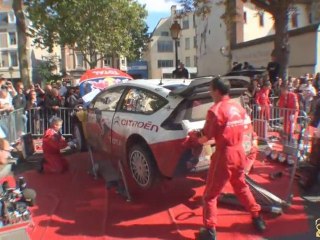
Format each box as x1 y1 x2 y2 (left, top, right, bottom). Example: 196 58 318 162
72 76 253 189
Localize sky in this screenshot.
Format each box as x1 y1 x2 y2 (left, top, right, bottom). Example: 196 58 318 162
137 0 179 32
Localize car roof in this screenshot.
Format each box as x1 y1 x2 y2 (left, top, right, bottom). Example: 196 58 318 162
107 78 192 98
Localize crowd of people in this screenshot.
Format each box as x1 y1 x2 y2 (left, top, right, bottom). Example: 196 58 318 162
0 77 83 135
0 77 83 112
248 72 320 128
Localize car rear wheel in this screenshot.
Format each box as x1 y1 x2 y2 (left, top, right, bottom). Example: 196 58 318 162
128 145 157 189
73 123 87 152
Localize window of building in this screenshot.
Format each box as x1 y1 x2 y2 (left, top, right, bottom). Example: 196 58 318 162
157 60 173 68
10 51 18 67
243 12 247 24
185 38 190 50
0 33 8 48
76 53 84 68
193 36 197 48
185 57 190 67
157 40 173 52
194 56 198 67
182 19 189 29
259 12 264 27
291 12 298 28
103 57 112 66
8 11 15 23
193 14 197 28
120 88 168 114
161 31 169 36
309 13 312 24
0 51 9 67
8 32 16 45
93 87 125 111
0 13 8 25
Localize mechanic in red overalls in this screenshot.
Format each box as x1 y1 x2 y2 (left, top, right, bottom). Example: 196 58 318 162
255 81 272 121
41 116 69 173
278 84 299 137
194 78 266 240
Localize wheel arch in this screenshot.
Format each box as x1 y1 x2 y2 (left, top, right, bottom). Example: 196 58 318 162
125 134 160 173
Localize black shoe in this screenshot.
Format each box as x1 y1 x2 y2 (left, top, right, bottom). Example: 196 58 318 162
195 227 216 240
252 215 266 232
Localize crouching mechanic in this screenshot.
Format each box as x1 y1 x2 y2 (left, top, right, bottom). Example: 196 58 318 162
194 77 266 240
41 116 70 173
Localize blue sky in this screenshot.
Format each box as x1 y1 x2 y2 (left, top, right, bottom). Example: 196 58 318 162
137 0 179 32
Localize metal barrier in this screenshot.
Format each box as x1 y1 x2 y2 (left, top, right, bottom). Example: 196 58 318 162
0 109 27 144
27 107 73 137
251 104 309 144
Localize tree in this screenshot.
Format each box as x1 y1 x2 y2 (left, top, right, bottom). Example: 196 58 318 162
177 0 313 80
25 0 148 69
12 0 31 87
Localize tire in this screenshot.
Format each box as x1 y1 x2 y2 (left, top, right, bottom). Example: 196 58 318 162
73 123 87 152
128 144 157 190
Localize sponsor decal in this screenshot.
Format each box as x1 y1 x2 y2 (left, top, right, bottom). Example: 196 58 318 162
114 117 159 132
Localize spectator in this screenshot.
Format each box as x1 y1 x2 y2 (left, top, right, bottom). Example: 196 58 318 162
12 82 27 110
278 84 299 138
172 63 189 79
0 138 14 179
231 62 242 71
255 81 272 121
26 90 41 134
0 89 13 113
300 79 317 113
248 78 260 104
65 87 83 108
266 55 280 85
273 77 283 99
314 72 320 91
45 87 63 113
57 80 67 97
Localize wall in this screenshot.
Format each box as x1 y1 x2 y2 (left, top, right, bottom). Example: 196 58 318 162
232 27 319 77
196 1 229 76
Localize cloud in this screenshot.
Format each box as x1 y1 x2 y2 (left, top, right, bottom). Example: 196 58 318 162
138 0 178 13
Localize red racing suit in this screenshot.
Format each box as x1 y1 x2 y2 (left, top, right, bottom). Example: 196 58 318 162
255 88 271 120
202 96 261 229
278 92 299 135
42 128 68 173
243 114 258 174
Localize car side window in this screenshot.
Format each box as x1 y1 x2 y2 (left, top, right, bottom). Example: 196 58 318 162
93 87 124 111
120 88 167 114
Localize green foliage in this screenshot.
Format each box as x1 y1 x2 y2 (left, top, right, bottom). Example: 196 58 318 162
36 56 61 83
25 0 148 68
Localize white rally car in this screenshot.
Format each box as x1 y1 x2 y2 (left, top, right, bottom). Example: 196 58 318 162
73 76 252 189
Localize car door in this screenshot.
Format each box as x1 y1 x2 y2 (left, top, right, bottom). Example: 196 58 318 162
112 87 168 161
86 86 125 155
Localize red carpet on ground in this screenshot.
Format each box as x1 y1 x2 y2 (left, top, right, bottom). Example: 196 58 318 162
18 151 311 240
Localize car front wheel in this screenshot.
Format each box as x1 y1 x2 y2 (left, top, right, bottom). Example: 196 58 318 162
128 145 157 189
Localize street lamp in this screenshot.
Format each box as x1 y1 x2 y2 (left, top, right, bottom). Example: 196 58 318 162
170 20 181 69
8 66 14 82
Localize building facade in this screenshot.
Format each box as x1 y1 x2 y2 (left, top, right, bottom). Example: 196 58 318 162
196 0 320 77
144 5 198 79
0 0 127 84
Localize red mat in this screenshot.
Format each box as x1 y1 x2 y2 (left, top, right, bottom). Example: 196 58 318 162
18 152 311 240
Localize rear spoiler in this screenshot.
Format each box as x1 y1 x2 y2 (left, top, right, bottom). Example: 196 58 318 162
170 76 250 98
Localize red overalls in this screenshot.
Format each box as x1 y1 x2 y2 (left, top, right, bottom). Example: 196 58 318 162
42 128 68 173
278 92 299 135
255 88 271 120
202 96 261 228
